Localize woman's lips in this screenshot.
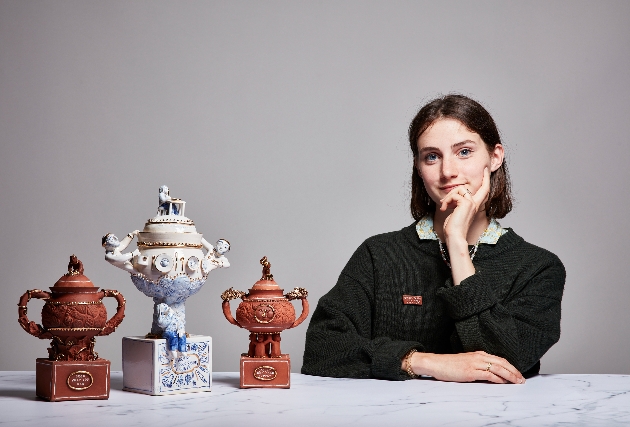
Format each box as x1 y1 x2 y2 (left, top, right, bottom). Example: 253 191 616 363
440 184 464 192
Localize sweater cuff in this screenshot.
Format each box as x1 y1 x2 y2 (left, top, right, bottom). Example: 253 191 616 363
436 272 499 320
370 340 423 381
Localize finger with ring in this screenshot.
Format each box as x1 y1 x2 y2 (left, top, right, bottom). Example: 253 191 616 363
485 362 492 372
458 188 472 197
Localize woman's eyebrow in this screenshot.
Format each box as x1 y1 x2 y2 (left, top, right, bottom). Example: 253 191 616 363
452 140 477 149
419 140 477 154
419 146 439 154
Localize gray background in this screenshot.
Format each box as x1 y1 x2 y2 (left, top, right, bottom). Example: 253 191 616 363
1 0 629 374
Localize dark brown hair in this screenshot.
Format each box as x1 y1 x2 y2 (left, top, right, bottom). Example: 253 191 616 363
409 94 512 220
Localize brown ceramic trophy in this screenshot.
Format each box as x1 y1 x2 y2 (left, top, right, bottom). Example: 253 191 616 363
17 255 125 401
221 257 308 388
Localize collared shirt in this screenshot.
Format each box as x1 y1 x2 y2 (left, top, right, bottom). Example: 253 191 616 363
415 215 507 244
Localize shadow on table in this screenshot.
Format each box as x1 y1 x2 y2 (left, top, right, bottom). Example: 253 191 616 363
212 376 240 388
111 375 124 391
0 389 40 401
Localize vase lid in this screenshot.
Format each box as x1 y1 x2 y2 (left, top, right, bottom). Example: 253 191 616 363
248 257 284 297
142 186 198 234
52 255 96 288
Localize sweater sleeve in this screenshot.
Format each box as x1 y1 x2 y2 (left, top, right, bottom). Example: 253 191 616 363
301 243 422 380
436 250 566 374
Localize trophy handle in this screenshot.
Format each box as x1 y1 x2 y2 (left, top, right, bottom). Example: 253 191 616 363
221 301 241 328
286 287 309 329
221 288 245 328
289 298 309 329
17 289 53 339
98 289 126 336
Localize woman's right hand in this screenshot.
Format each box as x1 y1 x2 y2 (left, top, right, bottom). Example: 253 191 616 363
407 351 525 384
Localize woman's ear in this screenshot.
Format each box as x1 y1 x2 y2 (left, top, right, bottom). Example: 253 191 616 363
490 144 504 172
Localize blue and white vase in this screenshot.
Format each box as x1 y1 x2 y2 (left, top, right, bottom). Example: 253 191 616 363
103 185 230 344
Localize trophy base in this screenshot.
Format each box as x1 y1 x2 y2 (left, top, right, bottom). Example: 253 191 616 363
240 354 291 388
122 335 212 395
35 358 111 402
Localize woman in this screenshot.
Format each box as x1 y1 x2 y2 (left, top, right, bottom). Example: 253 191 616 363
301 94 565 384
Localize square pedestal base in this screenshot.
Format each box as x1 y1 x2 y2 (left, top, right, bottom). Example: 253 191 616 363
122 335 212 395
240 354 291 388
35 358 111 402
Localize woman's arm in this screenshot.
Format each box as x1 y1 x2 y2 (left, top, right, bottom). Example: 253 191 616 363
302 244 422 381
401 247 563 384
437 248 565 375
405 350 525 383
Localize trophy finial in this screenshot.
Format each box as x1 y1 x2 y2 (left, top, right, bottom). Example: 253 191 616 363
67 255 84 276
260 256 273 281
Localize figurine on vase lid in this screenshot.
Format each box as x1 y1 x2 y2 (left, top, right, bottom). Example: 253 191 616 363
103 185 229 395
17 255 125 401
222 256 308 388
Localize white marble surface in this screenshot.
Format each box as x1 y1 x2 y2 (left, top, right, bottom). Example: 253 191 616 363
1 372 629 426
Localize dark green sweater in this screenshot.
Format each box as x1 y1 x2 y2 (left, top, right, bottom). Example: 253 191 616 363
301 223 565 381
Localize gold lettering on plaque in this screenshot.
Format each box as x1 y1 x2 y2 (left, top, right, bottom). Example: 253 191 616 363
67 371 94 391
253 366 277 381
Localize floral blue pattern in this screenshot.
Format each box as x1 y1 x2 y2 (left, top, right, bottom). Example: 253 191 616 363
130 273 207 336
158 340 210 393
415 215 507 244
130 273 206 306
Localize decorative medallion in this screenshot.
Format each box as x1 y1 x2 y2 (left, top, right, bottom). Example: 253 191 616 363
67 371 94 391
154 253 172 273
253 366 277 381
253 304 275 324
187 256 199 271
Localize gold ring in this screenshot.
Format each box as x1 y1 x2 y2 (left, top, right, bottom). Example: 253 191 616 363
465 188 472 196
486 362 492 372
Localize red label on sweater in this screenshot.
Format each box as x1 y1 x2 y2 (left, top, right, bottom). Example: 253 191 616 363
402 295 422 305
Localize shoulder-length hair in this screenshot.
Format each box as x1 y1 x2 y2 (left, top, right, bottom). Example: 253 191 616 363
409 94 512 220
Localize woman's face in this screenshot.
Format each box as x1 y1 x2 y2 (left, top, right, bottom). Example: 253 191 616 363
416 118 504 205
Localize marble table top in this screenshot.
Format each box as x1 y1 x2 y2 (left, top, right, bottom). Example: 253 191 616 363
1 372 629 426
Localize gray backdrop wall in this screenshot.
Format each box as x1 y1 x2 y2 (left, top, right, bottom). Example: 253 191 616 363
1 0 629 374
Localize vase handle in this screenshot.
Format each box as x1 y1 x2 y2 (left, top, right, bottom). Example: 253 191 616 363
98 289 126 336
17 289 53 339
286 287 309 329
221 288 245 328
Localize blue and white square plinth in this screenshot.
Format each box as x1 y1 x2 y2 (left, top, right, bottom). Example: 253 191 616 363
122 335 212 395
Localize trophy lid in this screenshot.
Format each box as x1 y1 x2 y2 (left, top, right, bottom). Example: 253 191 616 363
248 256 284 297
51 255 96 290
141 187 198 234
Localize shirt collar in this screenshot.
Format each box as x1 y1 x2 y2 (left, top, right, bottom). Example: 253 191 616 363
415 215 507 244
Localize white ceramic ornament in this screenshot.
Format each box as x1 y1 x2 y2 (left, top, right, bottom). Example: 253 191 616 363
103 185 230 349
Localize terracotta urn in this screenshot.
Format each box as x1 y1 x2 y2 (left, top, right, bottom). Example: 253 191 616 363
221 256 308 358
18 255 126 361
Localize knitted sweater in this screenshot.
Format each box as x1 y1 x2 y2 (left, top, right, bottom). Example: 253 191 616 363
301 223 565 381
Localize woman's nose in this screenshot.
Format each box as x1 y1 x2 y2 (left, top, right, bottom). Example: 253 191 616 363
441 156 458 178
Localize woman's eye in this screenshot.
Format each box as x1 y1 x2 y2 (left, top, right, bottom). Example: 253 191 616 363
459 148 472 157
425 153 438 162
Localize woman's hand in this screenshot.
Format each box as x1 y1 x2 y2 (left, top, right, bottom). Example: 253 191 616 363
439 167 491 244
406 351 525 384
437 167 491 285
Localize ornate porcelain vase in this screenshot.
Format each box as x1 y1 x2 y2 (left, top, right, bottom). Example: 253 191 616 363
103 185 229 351
221 256 308 388
17 255 125 401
